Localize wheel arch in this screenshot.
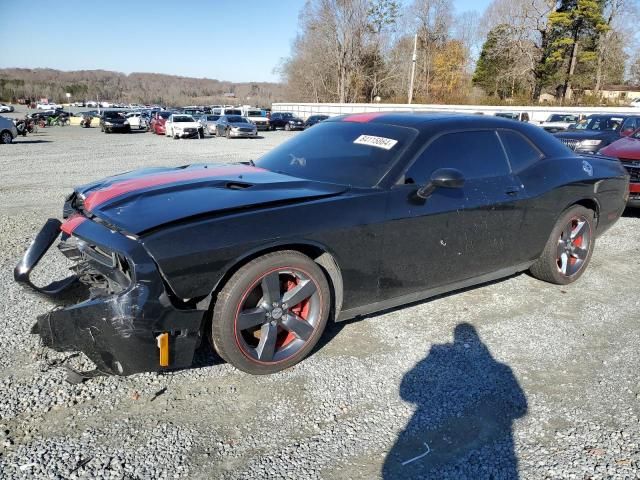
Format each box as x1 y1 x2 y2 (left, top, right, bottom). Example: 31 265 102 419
205 241 344 320
566 197 600 227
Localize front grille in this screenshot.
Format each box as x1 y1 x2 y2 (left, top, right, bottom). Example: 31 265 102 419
184 128 196 133
620 158 640 182
560 138 579 150
238 128 253 132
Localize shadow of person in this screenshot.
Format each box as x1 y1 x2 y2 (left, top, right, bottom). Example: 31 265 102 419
382 323 527 479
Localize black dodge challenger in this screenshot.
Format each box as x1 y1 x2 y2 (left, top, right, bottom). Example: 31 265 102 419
15 113 629 376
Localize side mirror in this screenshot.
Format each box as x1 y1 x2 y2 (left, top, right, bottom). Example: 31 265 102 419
416 168 465 199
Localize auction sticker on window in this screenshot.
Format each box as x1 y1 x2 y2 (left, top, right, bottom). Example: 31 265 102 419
353 134 398 150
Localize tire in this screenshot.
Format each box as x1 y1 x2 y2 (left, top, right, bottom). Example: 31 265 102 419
271 124 276 131
284 123 291 131
529 205 595 285
226 128 231 139
211 251 331 375
0 130 13 144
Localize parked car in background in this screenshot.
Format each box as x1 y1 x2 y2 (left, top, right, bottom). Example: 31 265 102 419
538 113 583 133
599 129 640 207
304 115 329 129
270 112 305 130
554 114 640 153
0 104 15 113
629 98 640 108
36 102 62 110
212 106 242 116
15 114 629 376
100 111 131 133
198 114 221 135
215 115 258 138
244 108 270 131
85 101 99 108
0 116 18 144
125 112 148 130
495 112 530 122
164 114 203 139
150 111 172 135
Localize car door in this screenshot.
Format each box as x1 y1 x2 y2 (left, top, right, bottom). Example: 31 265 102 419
217 116 226 135
378 129 526 301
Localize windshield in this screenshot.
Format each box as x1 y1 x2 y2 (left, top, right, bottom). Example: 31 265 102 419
104 112 124 119
247 110 263 117
576 116 624 131
256 122 416 187
159 112 172 119
173 115 194 122
547 114 577 122
281 112 294 118
225 109 242 115
206 115 220 121
227 116 247 123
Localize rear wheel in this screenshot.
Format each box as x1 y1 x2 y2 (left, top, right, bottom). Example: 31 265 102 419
226 128 231 139
211 251 331 374
529 205 595 285
0 130 13 144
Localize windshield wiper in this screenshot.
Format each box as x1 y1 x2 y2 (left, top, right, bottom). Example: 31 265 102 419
249 159 255 167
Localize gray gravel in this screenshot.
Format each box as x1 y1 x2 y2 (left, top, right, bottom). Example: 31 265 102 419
0 108 639 479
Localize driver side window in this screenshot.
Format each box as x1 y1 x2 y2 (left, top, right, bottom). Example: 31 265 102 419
404 130 510 184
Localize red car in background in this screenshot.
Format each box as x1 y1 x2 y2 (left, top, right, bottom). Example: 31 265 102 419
600 129 640 207
150 111 172 135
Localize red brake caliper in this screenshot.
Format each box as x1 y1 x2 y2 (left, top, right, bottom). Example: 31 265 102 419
280 278 310 347
569 221 583 266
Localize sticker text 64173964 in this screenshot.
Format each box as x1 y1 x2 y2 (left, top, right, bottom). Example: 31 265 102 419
353 135 398 150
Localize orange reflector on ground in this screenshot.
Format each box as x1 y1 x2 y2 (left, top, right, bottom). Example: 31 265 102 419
157 333 169 367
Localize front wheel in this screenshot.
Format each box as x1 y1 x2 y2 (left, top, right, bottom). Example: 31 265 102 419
226 128 231 139
211 251 331 374
284 123 291 131
529 205 595 285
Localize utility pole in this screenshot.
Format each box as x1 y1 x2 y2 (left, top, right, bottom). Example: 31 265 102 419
408 34 418 104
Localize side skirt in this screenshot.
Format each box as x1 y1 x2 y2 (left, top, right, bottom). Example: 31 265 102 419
335 262 534 322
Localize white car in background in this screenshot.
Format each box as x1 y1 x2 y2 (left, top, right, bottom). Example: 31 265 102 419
629 98 640 108
0 104 15 113
538 113 584 133
36 102 62 110
244 108 270 131
125 112 148 130
164 114 203 139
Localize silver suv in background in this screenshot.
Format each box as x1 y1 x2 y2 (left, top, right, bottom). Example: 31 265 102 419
0 116 18 144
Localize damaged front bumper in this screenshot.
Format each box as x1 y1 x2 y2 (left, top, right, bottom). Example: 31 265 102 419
15 217 206 376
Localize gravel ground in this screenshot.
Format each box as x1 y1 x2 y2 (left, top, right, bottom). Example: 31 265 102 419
0 108 639 479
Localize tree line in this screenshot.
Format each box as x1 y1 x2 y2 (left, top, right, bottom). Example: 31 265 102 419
0 68 287 107
281 0 640 105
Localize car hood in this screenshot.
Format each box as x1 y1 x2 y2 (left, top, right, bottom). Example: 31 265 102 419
173 122 200 128
554 130 618 140
74 164 348 234
599 136 640 159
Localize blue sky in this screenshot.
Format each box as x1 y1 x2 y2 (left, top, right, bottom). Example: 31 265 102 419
0 0 492 83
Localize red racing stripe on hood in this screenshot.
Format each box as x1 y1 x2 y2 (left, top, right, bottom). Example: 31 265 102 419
83 165 262 211
60 215 88 235
342 112 385 123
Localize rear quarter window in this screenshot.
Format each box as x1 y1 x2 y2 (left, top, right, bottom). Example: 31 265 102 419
498 130 544 173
